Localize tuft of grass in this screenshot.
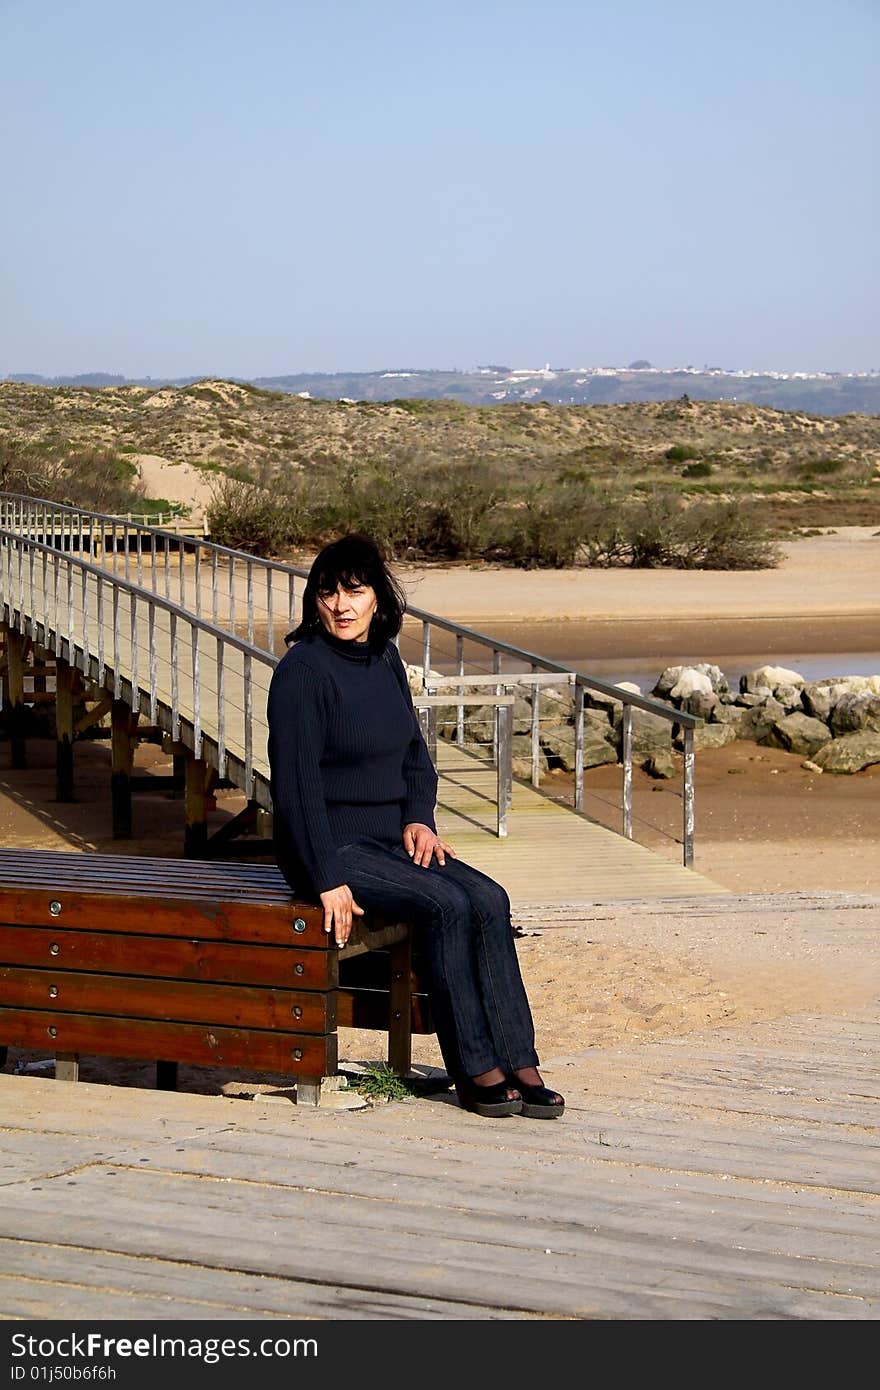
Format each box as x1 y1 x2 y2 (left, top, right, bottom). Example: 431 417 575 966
350 1063 415 1103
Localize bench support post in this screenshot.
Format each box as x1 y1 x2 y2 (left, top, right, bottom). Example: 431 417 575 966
55 658 76 802
156 1061 178 1091
55 1052 80 1083
388 933 413 1076
296 1076 322 1106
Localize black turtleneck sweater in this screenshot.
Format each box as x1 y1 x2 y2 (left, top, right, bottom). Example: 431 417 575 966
266 628 438 895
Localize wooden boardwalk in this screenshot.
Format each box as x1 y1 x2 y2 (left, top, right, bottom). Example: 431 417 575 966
2 891 877 1320
434 743 726 902
6 562 723 904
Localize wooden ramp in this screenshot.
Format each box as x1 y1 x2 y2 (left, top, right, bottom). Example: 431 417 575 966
5 561 725 905
433 743 727 903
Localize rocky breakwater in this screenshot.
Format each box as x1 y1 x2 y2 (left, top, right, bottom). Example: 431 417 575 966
415 660 880 782
649 663 880 775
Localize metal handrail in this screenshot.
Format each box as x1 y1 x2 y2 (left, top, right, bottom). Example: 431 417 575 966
0 493 700 863
414 695 514 837
0 528 275 805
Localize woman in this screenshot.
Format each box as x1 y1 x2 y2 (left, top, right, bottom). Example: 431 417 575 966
267 534 563 1119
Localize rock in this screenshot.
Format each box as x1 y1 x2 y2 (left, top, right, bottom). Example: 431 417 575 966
690 723 739 751
583 681 640 717
813 731 880 774
463 703 500 743
509 694 535 736
653 663 730 698
669 669 714 702
802 681 848 722
539 687 574 725
630 709 674 758
740 697 786 743
643 751 677 779
740 665 805 696
774 684 804 712
681 690 719 720
581 732 618 769
511 735 548 781
710 703 749 731
762 713 833 758
735 691 773 708
801 759 823 773
541 723 615 771
830 691 880 737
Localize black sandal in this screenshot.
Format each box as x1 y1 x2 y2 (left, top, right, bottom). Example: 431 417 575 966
455 1077 523 1118
508 1077 565 1119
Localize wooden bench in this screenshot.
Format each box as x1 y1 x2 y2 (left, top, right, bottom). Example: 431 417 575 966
0 848 433 1105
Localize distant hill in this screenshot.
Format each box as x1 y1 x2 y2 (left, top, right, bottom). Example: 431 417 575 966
5 366 880 416
1 378 878 532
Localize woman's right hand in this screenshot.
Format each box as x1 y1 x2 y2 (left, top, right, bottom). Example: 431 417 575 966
319 884 365 947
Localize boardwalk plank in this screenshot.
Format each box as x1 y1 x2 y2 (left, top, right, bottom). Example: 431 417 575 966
2 1173 877 1319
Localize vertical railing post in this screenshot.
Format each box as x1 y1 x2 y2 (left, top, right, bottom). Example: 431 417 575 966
496 701 512 838
455 633 465 746
492 648 501 766
421 620 431 685
148 604 158 724
622 704 633 840
211 551 219 626
191 625 201 758
112 584 121 699
170 612 180 742
216 636 226 777
530 665 541 787
96 574 105 688
574 682 585 813
194 544 202 619
287 572 296 638
683 724 695 867
243 649 253 798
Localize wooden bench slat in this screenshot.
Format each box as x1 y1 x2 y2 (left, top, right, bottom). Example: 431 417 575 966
0 890 327 945
0 925 335 989
0 850 296 900
0 1008 336 1074
0 968 335 1034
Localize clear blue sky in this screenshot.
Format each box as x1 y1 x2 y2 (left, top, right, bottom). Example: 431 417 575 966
2 0 877 377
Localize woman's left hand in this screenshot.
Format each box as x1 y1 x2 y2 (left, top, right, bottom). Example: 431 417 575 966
403 823 457 868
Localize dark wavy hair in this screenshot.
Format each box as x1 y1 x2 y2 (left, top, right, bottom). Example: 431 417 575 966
287 533 406 649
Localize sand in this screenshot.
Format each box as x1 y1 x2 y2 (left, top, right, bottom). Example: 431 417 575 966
3 526 879 1091
397 526 880 626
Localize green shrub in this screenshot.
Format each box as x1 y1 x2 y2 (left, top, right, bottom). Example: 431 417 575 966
681 460 713 478
665 443 700 462
801 457 845 476
205 479 292 555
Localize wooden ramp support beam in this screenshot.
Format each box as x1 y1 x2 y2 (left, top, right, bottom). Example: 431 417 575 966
184 754 211 859
110 700 136 839
4 625 28 769
55 658 76 802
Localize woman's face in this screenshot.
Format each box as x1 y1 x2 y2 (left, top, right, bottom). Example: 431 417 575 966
316 579 378 644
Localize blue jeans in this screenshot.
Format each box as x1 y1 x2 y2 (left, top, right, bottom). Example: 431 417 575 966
336 839 539 1079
